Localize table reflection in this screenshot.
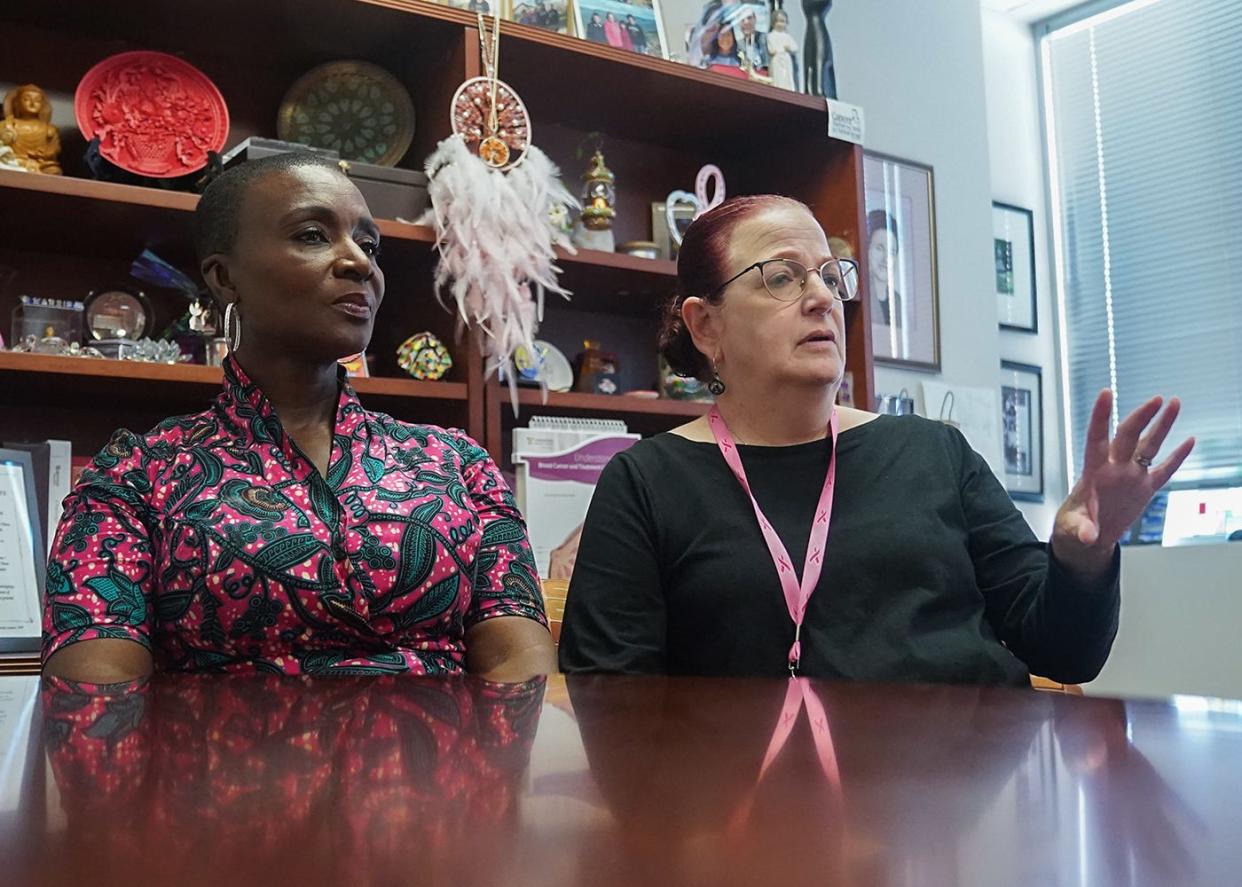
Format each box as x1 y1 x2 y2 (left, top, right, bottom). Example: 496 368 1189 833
0 673 1227 887
565 677 1058 885
40 674 544 887
565 677 1205 887
1051 696 1203 885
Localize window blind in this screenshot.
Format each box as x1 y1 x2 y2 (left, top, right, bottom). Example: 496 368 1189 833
1042 0 1242 486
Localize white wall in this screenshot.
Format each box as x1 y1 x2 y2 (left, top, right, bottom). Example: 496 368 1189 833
812 2 1063 530
812 2 1068 540
829 0 1002 441
981 9 1064 537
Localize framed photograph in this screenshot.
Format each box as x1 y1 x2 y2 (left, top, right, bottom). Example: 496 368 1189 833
438 0 498 11
999 361 1044 502
660 0 798 84
505 0 574 34
863 151 940 370
0 449 46 652
993 201 1037 333
651 199 696 260
574 0 670 59
676 1 767 68
659 0 714 64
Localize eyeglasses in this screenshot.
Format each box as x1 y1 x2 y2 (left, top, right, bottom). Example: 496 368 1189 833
712 257 861 303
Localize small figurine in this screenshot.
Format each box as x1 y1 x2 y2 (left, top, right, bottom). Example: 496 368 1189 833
801 0 838 99
767 9 800 92
548 199 574 237
1 84 63 175
573 147 617 252
579 149 616 231
736 9 769 80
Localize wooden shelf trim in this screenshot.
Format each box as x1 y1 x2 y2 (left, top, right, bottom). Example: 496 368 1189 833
0 169 199 211
358 0 829 114
0 352 467 400
352 375 467 400
561 247 675 277
514 387 709 417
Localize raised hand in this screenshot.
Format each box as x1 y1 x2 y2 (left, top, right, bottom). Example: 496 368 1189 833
1051 390 1194 580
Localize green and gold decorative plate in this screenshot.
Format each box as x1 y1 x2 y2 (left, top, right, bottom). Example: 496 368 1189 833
277 61 414 166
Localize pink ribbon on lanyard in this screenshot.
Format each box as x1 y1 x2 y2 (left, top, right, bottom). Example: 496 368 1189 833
708 406 839 674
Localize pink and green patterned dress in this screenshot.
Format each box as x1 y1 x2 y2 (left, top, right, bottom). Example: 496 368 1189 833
42 357 547 675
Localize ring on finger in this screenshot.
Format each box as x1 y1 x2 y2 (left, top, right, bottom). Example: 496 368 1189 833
1134 452 1154 469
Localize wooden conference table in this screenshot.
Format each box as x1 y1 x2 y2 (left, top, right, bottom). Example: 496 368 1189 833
0 672 1238 886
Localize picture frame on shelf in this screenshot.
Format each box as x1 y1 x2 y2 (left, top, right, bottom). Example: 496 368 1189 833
661 0 798 86
0 448 45 653
505 0 574 34
651 199 696 260
574 0 670 60
437 0 499 11
863 150 940 371
999 360 1043 502
681 0 769 74
658 0 704 64
993 201 1037 333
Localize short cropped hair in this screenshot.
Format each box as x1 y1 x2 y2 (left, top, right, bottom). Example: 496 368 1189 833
194 153 346 262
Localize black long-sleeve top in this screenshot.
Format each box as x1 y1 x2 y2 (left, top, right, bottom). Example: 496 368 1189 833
559 415 1120 686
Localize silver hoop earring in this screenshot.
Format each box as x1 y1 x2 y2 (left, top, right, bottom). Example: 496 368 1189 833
224 301 242 352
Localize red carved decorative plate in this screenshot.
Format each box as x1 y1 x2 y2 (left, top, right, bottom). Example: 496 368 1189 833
75 51 230 178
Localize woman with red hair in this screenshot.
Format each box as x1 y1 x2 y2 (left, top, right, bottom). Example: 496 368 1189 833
559 195 1192 685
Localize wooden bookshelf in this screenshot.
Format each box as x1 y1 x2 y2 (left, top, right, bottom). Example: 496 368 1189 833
0 0 874 466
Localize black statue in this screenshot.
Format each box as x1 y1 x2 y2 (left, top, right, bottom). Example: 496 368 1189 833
800 0 837 99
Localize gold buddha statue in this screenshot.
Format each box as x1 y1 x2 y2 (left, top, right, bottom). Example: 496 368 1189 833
1 84 63 175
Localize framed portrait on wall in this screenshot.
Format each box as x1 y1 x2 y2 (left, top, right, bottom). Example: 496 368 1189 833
999 361 1044 502
574 0 670 59
993 201 1037 332
863 151 940 370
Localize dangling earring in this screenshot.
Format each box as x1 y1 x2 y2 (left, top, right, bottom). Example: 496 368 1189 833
707 360 726 396
224 301 242 352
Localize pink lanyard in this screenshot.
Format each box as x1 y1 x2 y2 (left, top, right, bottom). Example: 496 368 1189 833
708 406 839 674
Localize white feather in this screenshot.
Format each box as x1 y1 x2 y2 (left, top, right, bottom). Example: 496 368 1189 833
421 135 578 411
